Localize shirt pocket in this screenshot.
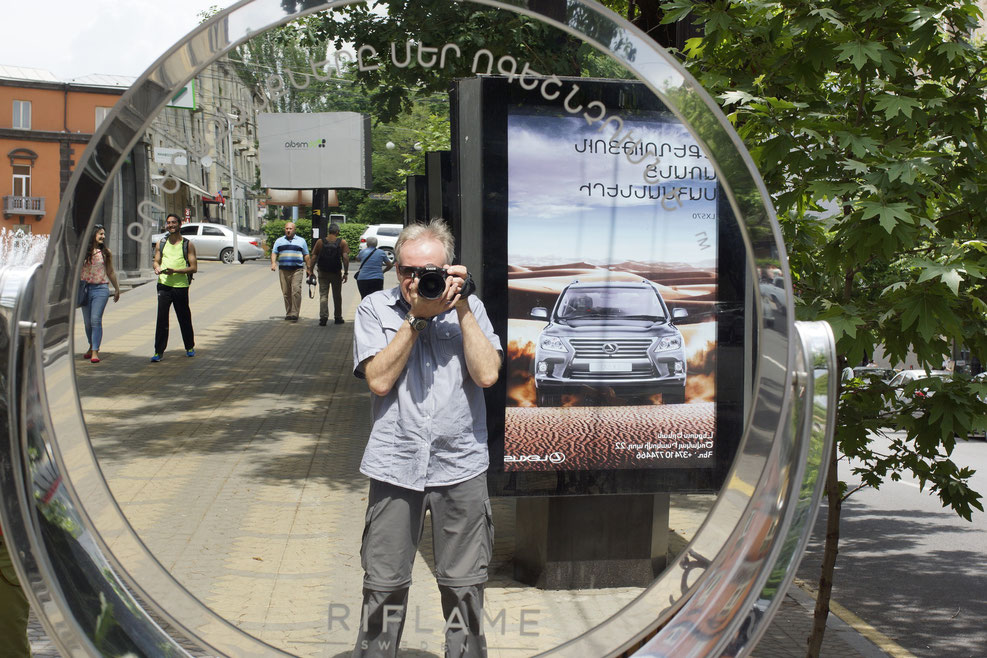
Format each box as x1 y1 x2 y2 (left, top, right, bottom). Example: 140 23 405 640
434 321 463 363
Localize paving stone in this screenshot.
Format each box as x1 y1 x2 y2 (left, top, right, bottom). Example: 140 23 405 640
18 263 889 657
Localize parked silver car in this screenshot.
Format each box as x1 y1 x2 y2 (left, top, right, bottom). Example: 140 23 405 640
151 223 265 263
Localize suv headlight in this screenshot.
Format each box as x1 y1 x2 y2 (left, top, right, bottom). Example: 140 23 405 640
540 335 568 352
653 335 683 352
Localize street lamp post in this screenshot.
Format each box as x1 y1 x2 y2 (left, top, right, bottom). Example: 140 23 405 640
227 114 240 265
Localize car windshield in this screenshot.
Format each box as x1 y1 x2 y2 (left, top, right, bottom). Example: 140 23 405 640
891 371 950 386
555 286 665 321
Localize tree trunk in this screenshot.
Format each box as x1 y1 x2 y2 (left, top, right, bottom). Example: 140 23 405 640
806 433 842 657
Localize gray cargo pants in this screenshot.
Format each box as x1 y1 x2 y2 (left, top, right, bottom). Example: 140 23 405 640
353 474 493 658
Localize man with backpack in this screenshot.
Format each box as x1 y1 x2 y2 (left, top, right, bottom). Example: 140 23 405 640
307 222 349 325
151 213 197 362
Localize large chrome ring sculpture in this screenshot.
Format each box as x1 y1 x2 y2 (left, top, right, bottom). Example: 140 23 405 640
0 1 837 655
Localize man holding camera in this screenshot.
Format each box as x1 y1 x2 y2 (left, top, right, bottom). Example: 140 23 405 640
351 219 502 658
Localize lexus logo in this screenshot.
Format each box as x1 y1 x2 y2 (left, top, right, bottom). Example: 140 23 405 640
602 342 619 354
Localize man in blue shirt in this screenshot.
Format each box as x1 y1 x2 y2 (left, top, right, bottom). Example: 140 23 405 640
270 222 309 321
352 219 502 657
354 235 394 299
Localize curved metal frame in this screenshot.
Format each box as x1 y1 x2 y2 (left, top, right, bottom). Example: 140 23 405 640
0 1 837 656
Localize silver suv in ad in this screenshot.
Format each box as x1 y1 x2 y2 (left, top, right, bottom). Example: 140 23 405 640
529 279 689 406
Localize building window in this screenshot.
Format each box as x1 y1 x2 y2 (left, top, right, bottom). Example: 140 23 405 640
95 106 112 131
12 164 31 197
12 100 31 130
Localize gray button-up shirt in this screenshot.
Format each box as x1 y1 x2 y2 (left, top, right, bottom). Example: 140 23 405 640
353 286 502 491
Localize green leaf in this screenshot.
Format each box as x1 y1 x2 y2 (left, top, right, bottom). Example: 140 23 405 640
837 132 881 158
682 36 705 58
821 309 864 341
660 0 696 25
719 89 757 106
860 201 914 233
835 40 888 70
842 159 869 174
916 264 965 295
809 7 845 28
873 94 922 119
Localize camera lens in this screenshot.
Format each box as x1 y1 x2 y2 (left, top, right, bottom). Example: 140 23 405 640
416 268 447 299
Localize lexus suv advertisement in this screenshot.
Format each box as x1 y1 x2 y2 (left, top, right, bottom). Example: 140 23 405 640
502 106 719 472
530 280 688 406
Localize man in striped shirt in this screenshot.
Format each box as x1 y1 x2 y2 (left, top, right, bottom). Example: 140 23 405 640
271 222 310 321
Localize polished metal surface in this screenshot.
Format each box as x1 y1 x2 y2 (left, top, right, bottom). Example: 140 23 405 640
0 1 837 656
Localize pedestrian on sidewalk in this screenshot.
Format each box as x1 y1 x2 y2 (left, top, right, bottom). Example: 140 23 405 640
308 222 348 325
353 235 393 299
151 214 197 362
351 219 502 658
271 221 309 321
78 224 121 363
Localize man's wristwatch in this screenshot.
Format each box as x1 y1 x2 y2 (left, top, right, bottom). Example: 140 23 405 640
406 312 429 332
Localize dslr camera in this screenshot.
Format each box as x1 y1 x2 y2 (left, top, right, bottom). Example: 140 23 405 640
306 273 317 286
415 266 476 300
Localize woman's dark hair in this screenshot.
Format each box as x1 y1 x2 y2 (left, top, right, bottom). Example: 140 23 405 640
84 225 111 264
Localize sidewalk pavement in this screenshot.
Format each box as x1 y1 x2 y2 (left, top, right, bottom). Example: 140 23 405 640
23 261 889 657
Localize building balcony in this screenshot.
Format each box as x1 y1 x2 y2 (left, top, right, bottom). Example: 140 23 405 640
3 196 46 216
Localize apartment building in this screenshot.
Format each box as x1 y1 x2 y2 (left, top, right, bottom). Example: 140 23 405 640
0 66 138 234
145 57 260 233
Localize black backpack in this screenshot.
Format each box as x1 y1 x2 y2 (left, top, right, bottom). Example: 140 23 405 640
158 236 193 284
317 237 343 272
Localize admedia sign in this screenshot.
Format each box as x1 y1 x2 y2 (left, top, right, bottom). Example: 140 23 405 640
258 112 372 190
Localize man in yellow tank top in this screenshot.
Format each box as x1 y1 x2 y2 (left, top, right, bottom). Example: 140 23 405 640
151 214 198 362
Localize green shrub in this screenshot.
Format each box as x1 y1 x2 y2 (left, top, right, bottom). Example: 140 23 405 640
339 223 367 259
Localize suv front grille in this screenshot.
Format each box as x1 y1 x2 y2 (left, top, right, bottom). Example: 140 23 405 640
569 338 653 358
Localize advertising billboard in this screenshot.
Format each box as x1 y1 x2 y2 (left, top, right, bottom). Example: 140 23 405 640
503 108 719 472
257 111 372 190
452 77 747 495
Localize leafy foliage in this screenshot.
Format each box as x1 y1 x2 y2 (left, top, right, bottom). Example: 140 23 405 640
653 0 987 522
306 1 586 122
339 222 368 260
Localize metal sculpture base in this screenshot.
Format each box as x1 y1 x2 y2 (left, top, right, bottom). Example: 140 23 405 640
514 493 669 589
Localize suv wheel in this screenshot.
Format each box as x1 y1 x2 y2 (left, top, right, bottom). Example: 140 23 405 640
661 388 686 405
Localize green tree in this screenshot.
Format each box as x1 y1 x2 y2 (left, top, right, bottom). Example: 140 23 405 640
636 0 987 654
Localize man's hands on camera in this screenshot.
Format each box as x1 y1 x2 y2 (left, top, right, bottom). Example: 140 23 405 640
408 264 471 319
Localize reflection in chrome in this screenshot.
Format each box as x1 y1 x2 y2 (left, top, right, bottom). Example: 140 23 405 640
0 0 836 656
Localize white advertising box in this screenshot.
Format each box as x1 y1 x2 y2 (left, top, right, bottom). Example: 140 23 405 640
258 112 372 190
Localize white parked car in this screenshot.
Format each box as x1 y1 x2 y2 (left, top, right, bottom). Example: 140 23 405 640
889 369 951 406
151 223 265 263
358 224 404 256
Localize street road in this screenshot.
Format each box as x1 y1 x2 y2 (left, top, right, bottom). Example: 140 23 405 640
797 431 987 658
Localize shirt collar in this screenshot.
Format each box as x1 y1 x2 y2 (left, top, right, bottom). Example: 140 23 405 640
383 285 409 313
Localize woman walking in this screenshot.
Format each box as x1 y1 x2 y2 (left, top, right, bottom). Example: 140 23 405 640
79 225 121 363
354 236 393 298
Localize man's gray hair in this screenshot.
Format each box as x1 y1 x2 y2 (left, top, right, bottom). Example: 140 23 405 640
365 236 378 248
394 219 455 265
